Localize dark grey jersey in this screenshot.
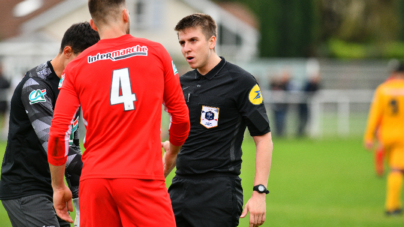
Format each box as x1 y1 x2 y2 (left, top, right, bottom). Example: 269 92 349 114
0 61 82 200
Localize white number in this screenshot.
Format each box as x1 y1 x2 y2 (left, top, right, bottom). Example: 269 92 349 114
110 68 137 111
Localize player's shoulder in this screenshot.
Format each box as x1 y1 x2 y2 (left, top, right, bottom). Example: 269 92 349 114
78 43 98 59
379 78 401 88
65 44 99 73
384 78 404 86
373 83 386 95
67 46 94 70
377 78 404 94
27 62 53 80
132 36 167 52
21 62 53 87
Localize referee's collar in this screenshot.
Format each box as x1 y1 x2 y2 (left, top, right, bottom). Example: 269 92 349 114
195 57 226 80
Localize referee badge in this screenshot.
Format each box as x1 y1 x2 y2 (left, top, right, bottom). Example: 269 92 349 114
249 84 263 105
201 105 219 129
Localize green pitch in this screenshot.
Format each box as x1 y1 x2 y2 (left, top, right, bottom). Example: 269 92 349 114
0 137 403 227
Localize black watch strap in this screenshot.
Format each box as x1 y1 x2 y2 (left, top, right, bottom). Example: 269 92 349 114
253 184 270 194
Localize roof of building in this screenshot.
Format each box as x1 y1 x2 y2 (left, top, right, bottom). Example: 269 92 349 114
0 0 258 41
0 0 64 40
217 2 258 29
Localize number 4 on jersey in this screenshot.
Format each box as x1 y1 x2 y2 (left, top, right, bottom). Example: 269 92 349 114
110 68 137 111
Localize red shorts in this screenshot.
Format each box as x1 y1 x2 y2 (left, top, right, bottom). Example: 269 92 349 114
79 178 176 227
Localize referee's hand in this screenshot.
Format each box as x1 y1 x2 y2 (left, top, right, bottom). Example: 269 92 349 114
240 192 266 227
53 185 74 223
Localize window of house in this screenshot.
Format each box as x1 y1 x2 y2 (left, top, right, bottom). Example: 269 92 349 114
218 24 242 47
133 0 163 30
13 0 43 17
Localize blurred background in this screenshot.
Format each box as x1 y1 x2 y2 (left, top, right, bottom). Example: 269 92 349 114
2 0 404 138
0 0 403 226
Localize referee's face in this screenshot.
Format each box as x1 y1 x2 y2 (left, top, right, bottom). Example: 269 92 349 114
178 26 213 70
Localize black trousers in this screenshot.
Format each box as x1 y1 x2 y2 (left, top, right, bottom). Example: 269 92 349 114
169 175 243 227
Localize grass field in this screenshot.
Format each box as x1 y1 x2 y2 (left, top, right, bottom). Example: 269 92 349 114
0 137 403 227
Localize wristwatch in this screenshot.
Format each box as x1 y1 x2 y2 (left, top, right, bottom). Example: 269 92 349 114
253 184 270 194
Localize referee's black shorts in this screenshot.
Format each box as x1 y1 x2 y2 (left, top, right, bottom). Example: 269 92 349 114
168 174 243 227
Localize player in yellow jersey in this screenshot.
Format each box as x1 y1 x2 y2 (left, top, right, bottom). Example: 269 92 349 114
364 63 404 215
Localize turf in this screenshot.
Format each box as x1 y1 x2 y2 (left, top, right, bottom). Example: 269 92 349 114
0 137 403 226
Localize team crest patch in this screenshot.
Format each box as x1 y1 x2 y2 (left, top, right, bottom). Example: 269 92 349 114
58 74 65 89
249 84 263 105
172 61 178 75
200 106 219 129
29 89 47 104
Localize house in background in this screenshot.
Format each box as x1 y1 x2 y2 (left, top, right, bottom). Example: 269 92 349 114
0 0 259 78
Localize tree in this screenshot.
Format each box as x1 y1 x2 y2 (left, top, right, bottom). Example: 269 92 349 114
214 0 404 58
214 0 320 57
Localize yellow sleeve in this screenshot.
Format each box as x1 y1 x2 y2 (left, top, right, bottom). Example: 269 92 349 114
364 87 383 143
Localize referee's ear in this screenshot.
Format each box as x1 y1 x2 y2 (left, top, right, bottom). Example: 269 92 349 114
208 35 217 51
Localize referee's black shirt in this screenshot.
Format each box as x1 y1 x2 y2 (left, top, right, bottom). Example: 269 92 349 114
176 57 270 176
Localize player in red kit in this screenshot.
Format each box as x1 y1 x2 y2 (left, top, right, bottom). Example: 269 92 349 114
47 0 190 226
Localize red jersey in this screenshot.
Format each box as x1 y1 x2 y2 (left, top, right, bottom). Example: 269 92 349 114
48 35 190 181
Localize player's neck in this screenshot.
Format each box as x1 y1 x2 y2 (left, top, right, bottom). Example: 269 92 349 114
392 75 404 80
50 54 64 78
97 23 128 40
197 53 221 75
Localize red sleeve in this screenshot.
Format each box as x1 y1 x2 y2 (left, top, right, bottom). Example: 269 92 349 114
48 67 80 166
161 48 190 146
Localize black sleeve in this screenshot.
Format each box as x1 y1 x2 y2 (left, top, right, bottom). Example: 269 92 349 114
65 146 83 199
64 110 82 199
234 74 270 136
22 76 83 198
21 77 55 153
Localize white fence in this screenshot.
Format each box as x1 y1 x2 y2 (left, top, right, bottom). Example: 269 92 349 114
0 88 376 139
263 89 373 138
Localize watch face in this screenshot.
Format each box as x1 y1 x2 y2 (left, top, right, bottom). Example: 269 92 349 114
258 185 265 192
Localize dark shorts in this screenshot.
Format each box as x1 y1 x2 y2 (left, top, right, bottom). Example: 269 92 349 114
168 175 243 227
1 194 70 227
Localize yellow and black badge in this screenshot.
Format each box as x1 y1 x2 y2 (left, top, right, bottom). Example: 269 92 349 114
249 84 263 105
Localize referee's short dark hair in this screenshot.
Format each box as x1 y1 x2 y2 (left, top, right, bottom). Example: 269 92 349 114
60 22 100 54
88 0 126 26
175 13 217 40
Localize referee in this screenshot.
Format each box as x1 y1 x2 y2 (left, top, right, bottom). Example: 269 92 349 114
164 14 273 227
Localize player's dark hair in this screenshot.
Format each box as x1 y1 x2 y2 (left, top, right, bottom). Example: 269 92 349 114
60 22 100 54
394 62 404 73
175 13 217 40
88 0 126 25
